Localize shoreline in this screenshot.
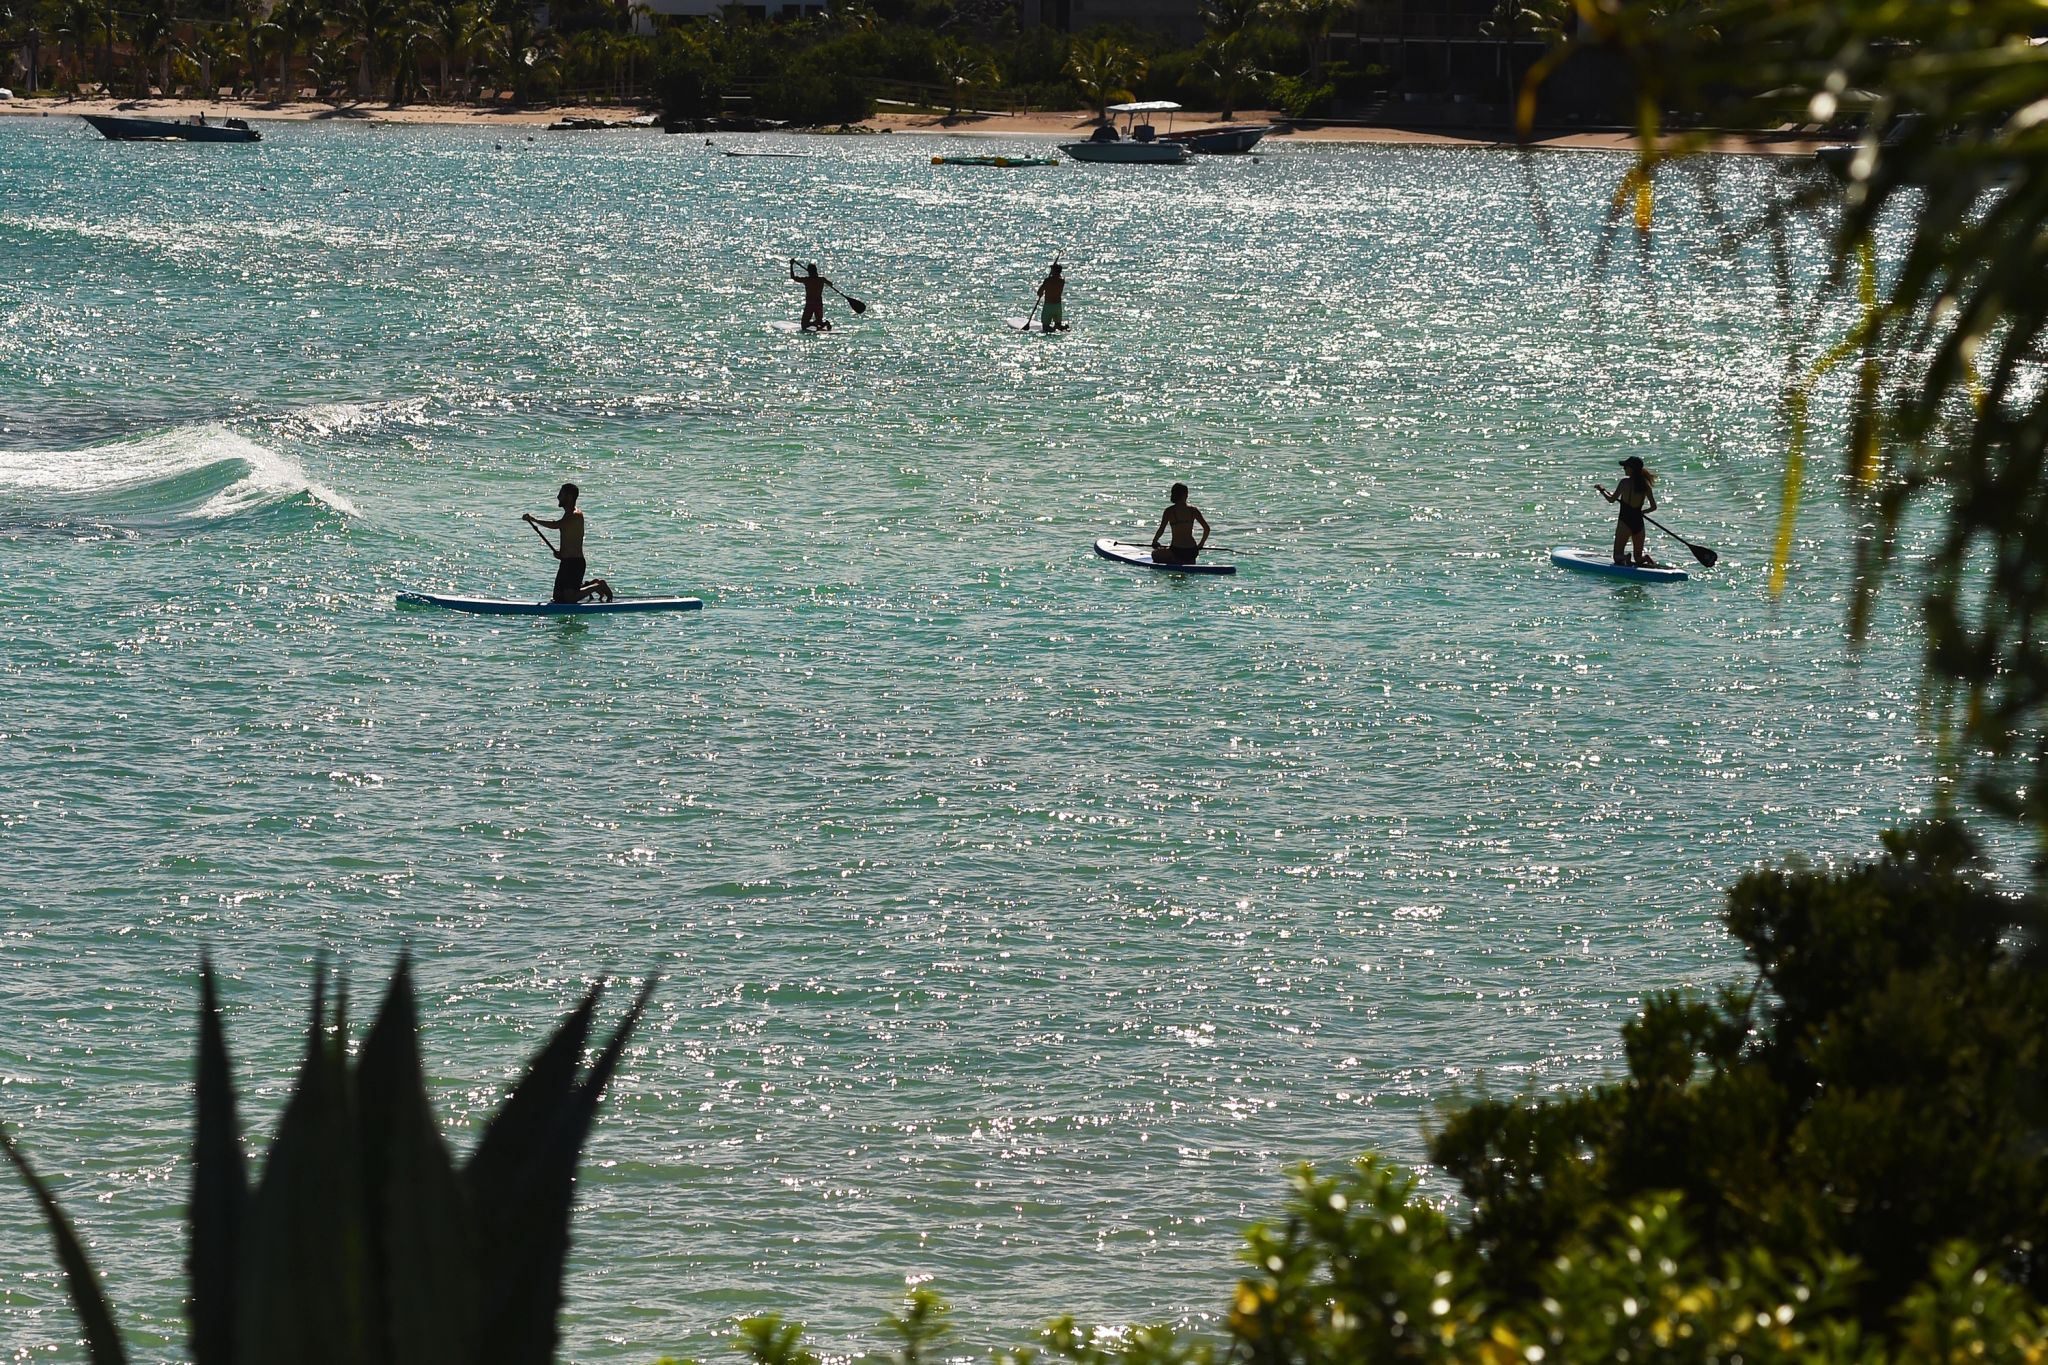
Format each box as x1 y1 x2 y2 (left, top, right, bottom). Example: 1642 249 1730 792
0 95 1837 155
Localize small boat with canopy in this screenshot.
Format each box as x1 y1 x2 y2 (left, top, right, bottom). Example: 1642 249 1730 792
1060 102 1191 164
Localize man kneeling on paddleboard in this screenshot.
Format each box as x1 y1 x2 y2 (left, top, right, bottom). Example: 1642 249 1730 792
1151 482 1211 565
524 483 614 604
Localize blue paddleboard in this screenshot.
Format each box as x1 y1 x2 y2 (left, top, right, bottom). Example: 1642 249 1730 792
1549 547 1688 582
397 592 703 616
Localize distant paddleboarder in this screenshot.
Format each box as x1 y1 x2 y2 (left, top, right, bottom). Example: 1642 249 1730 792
789 260 833 332
524 483 613 604
1150 482 1210 565
1595 456 1659 567
1035 262 1068 332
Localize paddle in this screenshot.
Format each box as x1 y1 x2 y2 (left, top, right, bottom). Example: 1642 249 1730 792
1644 513 1718 568
827 281 868 314
524 516 558 557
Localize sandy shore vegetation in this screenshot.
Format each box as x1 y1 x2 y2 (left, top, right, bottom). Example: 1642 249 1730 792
1 93 1835 155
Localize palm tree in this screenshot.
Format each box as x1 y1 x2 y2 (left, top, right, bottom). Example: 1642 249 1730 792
933 37 998 118
345 0 402 100
1279 0 1345 81
427 0 474 99
129 0 176 94
1064 33 1143 122
1479 0 1570 123
1198 32 1263 119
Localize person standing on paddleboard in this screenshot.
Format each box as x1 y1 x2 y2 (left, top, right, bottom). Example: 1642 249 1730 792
790 260 833 332
1595 457 1659 567
1035 262 1068 333
1150 482 1211 565
524 483 613 604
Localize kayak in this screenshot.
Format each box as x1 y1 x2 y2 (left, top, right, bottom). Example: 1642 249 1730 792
1093 537 1235 575
397 591 703 615
931 154 1059 167
1549 547 1688 582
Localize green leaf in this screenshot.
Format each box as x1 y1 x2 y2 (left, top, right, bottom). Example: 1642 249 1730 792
470 975 658 1365
0 1123 130 1365
232 964 376 1365
188 957 246 1365
355 955 482 1365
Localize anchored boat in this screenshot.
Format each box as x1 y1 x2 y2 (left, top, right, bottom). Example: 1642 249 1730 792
82 113 261 142
1161 123 1273 154
1061 102 1191 165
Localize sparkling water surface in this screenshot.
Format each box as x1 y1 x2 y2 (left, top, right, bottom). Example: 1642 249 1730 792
1 116 1939 1359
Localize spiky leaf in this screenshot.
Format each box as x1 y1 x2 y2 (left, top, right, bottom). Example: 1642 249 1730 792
232 965 375 1365
355 956 481 1365
188 958 246 1365
0 1124 130 1365
470 976 657 1365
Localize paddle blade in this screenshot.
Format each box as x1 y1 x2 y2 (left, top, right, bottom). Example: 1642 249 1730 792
845 297 867 314
1690 543 1718 568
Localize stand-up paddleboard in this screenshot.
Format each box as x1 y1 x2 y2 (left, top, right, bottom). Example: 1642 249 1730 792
1008 317 1069 332
1549 547 1688 582
768 320 835 334
397 591 703 615
1094 537 1235 575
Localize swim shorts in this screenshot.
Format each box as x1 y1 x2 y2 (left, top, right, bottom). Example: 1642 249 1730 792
553 556 587 603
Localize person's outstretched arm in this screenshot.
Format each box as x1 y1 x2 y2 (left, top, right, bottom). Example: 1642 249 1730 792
1645 486 1658 513
1150 511 1170 548
1594 482 1616 503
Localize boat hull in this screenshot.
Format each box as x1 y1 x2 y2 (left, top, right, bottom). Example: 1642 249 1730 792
1163 124 1272 154
1058 141 1189 164
83 113 260 142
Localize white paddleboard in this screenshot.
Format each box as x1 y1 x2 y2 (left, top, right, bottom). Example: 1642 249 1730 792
1093 538 1235 575
767 320 833 335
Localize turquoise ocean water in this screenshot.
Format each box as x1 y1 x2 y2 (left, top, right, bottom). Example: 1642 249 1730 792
1 117 1941 1358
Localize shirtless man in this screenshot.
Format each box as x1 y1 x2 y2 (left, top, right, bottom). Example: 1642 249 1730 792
1150 482 1210 565
524 483 613 604
1036 262 1068 332
790 260 833 331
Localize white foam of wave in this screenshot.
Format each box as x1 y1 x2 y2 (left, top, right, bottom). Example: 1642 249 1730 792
0 424 357 519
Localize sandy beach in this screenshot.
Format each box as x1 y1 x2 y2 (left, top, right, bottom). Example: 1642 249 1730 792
1 93 1836 155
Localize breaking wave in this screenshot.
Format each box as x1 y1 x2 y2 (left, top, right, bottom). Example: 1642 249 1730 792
0 424 354 536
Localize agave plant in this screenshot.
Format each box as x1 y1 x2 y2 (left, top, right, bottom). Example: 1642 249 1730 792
2 956 655 1365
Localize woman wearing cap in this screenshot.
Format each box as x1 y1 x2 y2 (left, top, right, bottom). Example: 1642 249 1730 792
1595 457 1658 566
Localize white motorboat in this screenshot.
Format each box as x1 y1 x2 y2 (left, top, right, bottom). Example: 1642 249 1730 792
1061 101 1191 165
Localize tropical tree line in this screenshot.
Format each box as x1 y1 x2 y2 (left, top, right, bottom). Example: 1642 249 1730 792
0 0 660 105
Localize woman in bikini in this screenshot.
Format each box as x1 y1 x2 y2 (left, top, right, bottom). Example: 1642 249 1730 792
1596 456 1657 566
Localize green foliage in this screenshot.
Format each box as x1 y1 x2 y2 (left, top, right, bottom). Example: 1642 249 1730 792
1065 32 1144 118
1560 0 2048 837
1268 73 1330 118
874 1285 954 1365
3 956 654 1365
1431 823 2048 1325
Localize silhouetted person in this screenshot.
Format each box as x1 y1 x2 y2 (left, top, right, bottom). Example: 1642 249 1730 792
1595 456 1659 566
524 482 613 603
1151 482 1210 564
790 260 833 331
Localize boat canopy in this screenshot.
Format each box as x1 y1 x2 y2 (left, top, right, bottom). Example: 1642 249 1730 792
1107 101 1182 113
